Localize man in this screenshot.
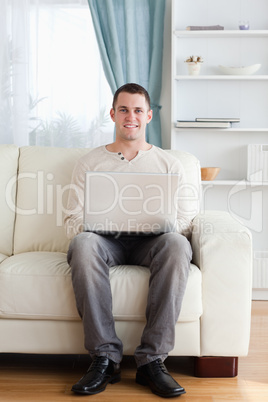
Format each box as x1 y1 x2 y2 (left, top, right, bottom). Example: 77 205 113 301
64 83 192 398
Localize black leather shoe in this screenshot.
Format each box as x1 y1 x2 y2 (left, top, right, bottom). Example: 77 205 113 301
136 359 186 398
71 356 121 395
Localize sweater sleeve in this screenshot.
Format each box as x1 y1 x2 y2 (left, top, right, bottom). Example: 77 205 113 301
175 166 193 240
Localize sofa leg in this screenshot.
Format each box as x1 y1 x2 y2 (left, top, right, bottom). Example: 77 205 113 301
194 356 238 377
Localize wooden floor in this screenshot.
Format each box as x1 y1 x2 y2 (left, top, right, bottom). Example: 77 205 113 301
0 301 267 402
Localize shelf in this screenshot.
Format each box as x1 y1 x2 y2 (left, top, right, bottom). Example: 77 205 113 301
174 30 268 38
202 180 268 186
175 75 268 81
175 127 268 132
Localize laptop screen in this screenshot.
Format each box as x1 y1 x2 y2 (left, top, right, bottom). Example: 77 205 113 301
83 171 179 236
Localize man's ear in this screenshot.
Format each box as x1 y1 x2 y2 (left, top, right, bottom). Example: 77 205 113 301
147 109 153 124
110 108 115 122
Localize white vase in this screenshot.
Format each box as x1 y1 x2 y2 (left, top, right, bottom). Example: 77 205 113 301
187 62 201 76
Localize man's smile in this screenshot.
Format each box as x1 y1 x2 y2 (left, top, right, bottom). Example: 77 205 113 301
124 124 138 128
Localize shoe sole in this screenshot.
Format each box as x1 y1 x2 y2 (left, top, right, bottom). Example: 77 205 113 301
136 373 186 398
72 374 121 395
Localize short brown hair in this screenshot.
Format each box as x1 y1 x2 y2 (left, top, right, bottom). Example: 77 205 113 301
112 83 151 110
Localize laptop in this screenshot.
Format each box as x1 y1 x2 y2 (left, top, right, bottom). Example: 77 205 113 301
83 171 179 236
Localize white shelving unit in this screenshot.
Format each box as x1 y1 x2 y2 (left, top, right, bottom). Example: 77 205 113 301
171 0 268 299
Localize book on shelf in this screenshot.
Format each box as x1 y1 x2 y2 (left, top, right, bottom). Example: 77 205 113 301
186 25 224 31
196 117 240 123
176 120 231 128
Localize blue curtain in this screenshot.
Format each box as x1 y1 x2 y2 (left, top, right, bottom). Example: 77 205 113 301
87 0 166 147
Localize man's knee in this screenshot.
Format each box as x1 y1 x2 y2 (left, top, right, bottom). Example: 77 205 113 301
158 233 191 255
155 233 192 278
67 232 102 264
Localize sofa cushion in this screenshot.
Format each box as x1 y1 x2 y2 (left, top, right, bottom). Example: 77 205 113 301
14 146 90 254
0 252 202 323
0 254 8 264
110 262 202 322
0 252 78 320
0 145 19 257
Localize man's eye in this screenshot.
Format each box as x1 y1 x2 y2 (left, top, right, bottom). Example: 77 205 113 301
136 109 143 113
119 108 127 112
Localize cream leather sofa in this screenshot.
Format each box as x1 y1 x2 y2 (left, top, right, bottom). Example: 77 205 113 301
0 145 252 377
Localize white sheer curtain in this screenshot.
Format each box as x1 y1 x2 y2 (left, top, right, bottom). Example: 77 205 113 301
0 0 114 147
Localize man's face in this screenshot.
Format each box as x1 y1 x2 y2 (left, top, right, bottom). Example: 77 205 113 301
110 92 153 142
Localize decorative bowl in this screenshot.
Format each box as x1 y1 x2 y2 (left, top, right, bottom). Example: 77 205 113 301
201 167 221 181
218 64 261 75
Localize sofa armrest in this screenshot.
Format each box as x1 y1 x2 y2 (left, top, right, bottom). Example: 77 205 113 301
191 210 252 357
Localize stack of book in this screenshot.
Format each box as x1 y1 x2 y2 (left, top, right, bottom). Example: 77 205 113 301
186 25 224 31
176 118 240 128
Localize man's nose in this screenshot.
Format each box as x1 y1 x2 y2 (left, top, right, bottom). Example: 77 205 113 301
126 110 135 120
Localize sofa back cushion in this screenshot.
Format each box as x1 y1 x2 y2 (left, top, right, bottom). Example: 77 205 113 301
13 146 201 254
0 145 19 259
14 146 89 254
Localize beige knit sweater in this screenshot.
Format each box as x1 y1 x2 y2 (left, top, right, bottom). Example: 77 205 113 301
64 145 192 240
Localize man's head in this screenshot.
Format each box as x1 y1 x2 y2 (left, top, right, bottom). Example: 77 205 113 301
110 83 153 144
112 83 151 111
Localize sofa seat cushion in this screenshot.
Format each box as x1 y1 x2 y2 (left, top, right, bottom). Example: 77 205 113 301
0 254 8 264
110 263 202 322
0 252 78 320
0 252 202 322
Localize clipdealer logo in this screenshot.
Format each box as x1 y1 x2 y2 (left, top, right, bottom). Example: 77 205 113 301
5 170 200 229
202 173 264 233
5 171 74 226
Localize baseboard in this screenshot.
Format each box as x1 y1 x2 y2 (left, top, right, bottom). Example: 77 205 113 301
252 288 268 300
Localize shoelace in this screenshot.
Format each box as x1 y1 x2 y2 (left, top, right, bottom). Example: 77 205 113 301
150 359 168 375
88 357 108 373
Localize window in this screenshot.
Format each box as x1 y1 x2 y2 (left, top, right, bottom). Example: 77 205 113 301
1 0 114 147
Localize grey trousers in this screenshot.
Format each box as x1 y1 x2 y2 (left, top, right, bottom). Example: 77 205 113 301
67 232 192 367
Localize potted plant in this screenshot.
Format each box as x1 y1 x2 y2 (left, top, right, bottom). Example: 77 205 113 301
185 56 203 75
